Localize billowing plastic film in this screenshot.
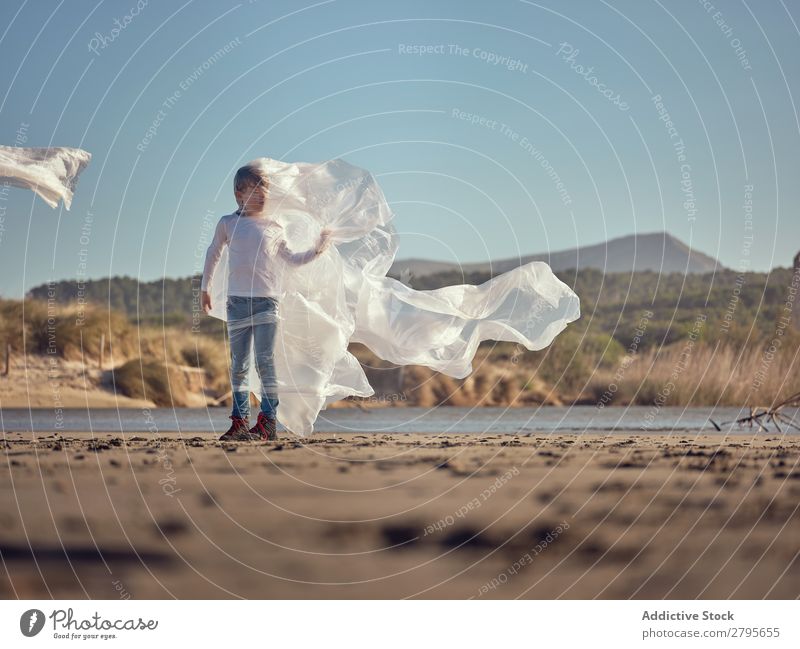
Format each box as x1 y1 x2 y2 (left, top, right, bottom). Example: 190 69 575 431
225 308 281 332
206 157 581 435
0 145 91 209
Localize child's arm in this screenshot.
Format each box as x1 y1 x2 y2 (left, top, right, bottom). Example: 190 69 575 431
277 228 332 266
200 217 228 312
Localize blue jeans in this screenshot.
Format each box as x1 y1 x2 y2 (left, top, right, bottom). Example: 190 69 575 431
226 295 279 419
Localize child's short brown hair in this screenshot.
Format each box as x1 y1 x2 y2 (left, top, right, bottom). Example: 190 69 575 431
234 161 270 193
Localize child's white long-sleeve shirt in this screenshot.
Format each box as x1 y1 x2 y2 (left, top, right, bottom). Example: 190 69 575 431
201 210 324 298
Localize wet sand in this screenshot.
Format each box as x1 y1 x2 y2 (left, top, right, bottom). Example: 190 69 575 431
1 431 799 599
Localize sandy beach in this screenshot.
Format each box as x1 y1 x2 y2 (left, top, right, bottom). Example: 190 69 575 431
1 430 798 599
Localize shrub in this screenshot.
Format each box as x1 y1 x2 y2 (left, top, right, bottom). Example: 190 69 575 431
111 358 188 406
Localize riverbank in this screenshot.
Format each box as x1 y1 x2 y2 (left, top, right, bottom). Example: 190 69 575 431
1 431 798 598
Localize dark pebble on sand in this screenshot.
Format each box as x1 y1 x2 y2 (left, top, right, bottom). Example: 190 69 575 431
381 525 419 549
155 519 188 537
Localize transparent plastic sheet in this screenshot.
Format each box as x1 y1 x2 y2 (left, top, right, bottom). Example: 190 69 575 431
225 308 281 331
207 157 581 435
0 145 92 209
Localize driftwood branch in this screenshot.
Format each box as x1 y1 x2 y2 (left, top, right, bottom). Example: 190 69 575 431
709 391 800 432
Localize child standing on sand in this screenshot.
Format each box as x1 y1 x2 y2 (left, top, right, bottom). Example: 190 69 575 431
201 161 331 441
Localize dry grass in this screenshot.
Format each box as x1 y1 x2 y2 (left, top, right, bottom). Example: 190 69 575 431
110 358 189 407
0 298 135 361
583 339 800 407
176 334 230 394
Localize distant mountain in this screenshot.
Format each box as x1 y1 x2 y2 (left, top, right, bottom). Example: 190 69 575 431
389 232 722 279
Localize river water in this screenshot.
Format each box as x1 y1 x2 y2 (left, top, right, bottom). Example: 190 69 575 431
1 406 796 435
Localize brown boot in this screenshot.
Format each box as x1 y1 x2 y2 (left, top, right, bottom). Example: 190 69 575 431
245 412 279 441
219 415 249 440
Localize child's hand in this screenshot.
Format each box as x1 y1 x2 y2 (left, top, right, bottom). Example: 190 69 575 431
201 290 212 314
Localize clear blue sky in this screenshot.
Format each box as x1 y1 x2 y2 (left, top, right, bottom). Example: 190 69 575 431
1 0 798 297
